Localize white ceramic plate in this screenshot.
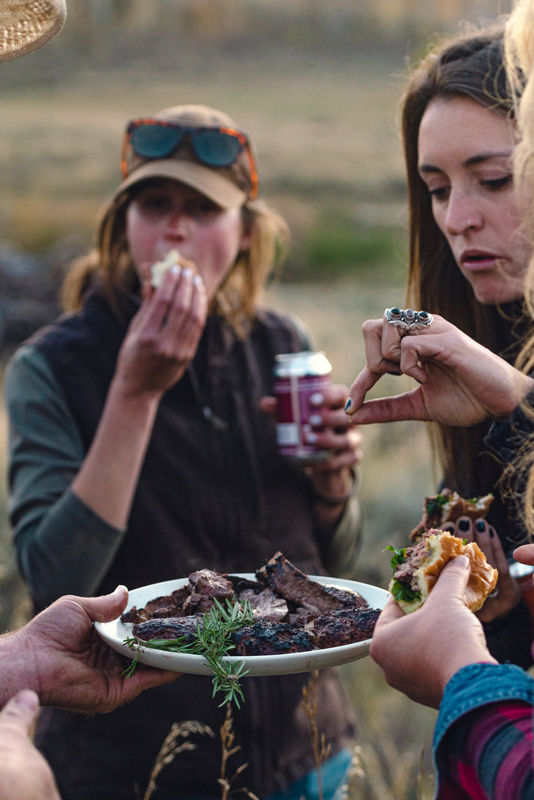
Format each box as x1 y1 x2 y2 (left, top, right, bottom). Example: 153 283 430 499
95 575 389 676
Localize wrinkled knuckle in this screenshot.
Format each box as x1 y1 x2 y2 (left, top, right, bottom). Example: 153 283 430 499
362 319 377 335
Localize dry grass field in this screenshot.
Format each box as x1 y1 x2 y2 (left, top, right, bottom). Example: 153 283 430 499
0 51 439 798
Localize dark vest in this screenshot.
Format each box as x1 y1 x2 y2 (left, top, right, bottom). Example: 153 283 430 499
32 292 355 800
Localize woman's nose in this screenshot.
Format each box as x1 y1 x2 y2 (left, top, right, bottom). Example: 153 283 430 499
445 191 483 236
165 209 188 238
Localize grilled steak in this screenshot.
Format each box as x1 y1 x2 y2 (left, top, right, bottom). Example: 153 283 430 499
323 586 369 609
256 552 344 614
122 553 382 654
312 608 380 649
238 588 289 623
120 586 191 624
232 622 314 655
226 575 265 593
133 615 203 642
181 569 235 615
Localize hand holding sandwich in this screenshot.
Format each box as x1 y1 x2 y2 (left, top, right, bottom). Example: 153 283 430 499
370 556 497 708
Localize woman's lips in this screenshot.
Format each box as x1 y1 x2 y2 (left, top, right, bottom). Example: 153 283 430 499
460 251 503 270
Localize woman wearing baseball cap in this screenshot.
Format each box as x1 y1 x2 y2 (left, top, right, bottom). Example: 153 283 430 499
5 104 363 799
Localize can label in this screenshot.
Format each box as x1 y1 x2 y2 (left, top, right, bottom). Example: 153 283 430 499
274 374 331 460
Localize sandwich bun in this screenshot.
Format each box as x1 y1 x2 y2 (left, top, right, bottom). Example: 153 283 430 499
389 529 498 614
411 490 494 541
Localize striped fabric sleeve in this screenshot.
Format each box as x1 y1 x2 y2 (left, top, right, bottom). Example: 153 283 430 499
436 700 534 799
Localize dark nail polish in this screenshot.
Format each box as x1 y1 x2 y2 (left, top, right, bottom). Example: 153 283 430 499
489 528 495 538
458 519 470 532
344 398 352 412
475 520 486 533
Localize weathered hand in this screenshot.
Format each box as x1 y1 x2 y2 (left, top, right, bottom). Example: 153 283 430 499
345 315 534 427
370 556 496 708
12 586 178 714
0 690 60 800
115 264 208 398
441 518 521 623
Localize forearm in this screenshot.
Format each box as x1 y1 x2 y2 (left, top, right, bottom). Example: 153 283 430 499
315 494 363 578
311 466 358 529
71 378 160 529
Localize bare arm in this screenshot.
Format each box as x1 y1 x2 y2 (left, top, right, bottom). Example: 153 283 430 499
71 267 207 529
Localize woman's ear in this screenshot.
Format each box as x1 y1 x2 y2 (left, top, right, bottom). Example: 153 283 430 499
239 226 253 253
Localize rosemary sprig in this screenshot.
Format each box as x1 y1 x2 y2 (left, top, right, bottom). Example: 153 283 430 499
123 598 254 707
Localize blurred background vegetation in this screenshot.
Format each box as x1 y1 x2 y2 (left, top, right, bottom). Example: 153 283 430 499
0 1 515 797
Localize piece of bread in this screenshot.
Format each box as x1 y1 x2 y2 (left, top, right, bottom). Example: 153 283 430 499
388 529 498 614
150 249 182 288
410 489 494 541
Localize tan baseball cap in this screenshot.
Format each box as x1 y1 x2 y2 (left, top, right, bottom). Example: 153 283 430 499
115 104 258 209
0 0 67 62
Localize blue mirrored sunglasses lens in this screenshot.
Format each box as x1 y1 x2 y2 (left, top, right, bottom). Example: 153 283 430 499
131 125 184 158
192 131 243 166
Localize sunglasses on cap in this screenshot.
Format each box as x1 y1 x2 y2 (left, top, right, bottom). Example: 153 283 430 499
121 118 259 199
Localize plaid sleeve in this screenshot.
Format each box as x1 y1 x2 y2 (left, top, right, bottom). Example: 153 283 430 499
436 701 534 799
433 663 534 800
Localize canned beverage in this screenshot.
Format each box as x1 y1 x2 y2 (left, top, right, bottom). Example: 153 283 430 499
508 557 534 622
273 351 332 463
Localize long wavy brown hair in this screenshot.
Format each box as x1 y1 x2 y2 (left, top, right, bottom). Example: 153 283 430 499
403 23 527 504
61 184 289 338
505 0 534 536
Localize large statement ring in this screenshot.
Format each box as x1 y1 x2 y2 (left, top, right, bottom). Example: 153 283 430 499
384 308 433 332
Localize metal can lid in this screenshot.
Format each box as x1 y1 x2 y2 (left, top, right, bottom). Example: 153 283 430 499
273 351 332 378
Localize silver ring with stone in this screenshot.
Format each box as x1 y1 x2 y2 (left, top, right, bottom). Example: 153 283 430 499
385 307 407 329
403 309 433 331
488 588 500 598
385 308 433 332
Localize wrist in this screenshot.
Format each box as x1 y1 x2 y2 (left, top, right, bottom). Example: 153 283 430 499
310 466 360 506
0 631 39 706
109 374 163 407
495 374 534 421
439 652 497 694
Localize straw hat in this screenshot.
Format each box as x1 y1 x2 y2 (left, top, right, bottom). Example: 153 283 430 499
0 0 67 62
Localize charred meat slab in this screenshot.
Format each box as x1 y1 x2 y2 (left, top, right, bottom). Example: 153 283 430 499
181 570 235 615
232 621 314 655
323 586 369 609
256 552 343 614
133 615 204 643
120 586 191 624
312 608 380 649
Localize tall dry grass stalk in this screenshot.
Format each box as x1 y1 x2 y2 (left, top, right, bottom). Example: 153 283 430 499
218 703 260 800
301 670 332 800
336 745 366 800
142 720 214 800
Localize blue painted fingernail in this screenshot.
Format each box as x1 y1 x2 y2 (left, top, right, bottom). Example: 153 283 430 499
344 398 352 412
475 520 486 533
458 519 470 532
489 528 495 538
